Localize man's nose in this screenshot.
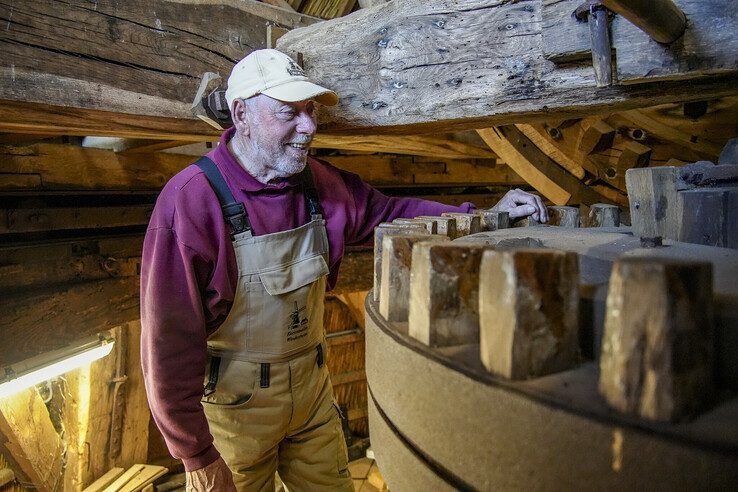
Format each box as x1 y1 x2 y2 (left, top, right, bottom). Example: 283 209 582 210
296 110 317 135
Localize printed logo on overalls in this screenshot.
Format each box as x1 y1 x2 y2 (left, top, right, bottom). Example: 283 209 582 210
287 301 309 341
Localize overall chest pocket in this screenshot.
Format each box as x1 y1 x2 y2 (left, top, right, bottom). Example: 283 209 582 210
258 254 329 296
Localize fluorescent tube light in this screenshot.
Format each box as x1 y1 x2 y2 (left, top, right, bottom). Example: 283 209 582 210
0 335 114 399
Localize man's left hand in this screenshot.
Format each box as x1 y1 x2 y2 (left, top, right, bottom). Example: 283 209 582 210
490 188 548 223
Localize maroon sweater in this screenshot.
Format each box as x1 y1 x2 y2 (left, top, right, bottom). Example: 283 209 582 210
140 127 475 470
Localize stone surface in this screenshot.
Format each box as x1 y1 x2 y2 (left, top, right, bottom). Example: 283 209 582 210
441 212 482 237
408 243 489 347
479 249 580 380
599 258 715 422
416 216 457 238
476 210 510 231
373 222 428 302
547 206 580 227
379 234 449 322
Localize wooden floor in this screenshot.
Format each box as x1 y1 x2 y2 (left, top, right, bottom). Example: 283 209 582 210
348 457 388 492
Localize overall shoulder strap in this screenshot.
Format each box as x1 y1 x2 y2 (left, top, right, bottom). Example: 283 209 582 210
195 156 252 236
299 164 324 220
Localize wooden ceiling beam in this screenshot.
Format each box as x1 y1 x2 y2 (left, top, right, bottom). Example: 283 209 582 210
277 0 738 135
312 134 498 159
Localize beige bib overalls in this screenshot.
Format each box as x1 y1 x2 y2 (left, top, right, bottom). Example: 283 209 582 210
196 158 352 491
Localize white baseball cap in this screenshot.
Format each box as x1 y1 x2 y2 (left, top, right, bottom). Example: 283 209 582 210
225 49 339 109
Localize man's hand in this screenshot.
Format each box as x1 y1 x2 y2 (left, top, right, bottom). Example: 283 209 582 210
186 457 237 492
491 188 548 223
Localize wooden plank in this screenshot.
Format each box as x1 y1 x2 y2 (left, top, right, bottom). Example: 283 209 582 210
103 464 145 492
117 464 168 492
0 234 143 292
83 468 126 492
277 0 738 134
613 0 738 84
0 388 64 492
0 143 193 192
541 0 590 62
313 134 498 159
1 205 153 234
62 327 120 489
118 321 151 469
0 0 318 121
0 277 140 367
331 370 367 386
326 154 523 187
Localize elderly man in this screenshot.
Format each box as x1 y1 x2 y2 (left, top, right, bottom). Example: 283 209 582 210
141 49 547 491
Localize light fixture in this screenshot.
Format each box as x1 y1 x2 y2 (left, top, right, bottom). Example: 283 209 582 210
0 335 115 399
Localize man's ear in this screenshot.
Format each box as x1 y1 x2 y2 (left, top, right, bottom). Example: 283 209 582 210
230 99 250 137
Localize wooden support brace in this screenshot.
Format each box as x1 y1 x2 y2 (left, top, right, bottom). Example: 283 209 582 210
372 223 428 302
601 0 687 44
547 206 580 227
578 120 616 155
379 234 449 322
408 243 489 347
479 249 580 380
599 257 714 422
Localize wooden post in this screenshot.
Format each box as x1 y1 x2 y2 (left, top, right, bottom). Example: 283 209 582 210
548 206 580 227
599 257 714 422
408 243 489 347
479 249 580 379
379 234 449 323
373 223 428 302
476 210 510 231
601 0 687 44
625 166 681 240
588 204 621 227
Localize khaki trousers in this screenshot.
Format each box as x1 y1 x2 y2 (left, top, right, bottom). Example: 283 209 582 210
202 347 353 491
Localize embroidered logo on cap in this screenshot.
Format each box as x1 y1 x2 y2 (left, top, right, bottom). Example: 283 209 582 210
287 60 306 77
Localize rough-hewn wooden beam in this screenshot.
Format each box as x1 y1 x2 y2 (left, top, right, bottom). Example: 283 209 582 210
277 0 738 134
0 0 318 136
313 134 497 159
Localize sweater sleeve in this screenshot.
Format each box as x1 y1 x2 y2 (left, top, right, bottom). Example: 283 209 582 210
339 169 476 245
140 174 236 472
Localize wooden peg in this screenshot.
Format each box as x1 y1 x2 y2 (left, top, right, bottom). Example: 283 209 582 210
547 206 580 227
476 210 510 231
441 212 482 237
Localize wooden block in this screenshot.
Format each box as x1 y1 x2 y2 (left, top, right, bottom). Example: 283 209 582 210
599 258 714 422
408 243 489 347
372 223 428 302
380 234 449 323
441 212 482 237
415 216 457 238
476 210 510 231
617 140 652 170
625 166 681 240
679 188 738 249
479 249 580 380
347 457 373 479
512 216 541 228
547 206 580 227
392 217 437 234
588 203 621 227
578 120 616 155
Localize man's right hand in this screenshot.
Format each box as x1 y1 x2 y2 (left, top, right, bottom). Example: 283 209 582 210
186 457 237 492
